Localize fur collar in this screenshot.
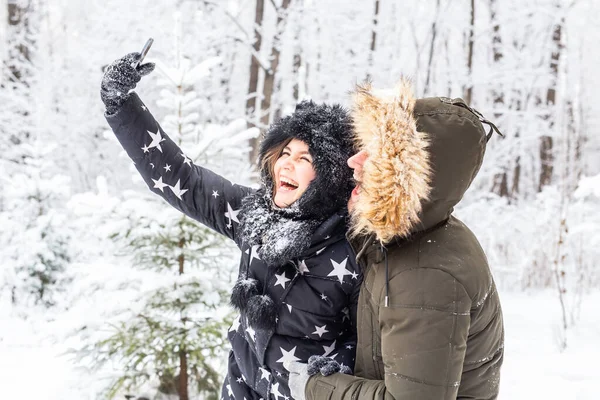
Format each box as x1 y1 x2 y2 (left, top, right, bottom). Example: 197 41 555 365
238 186 322 267
350 79 432 243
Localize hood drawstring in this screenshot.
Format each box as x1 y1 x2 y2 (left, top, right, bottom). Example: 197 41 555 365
355 233 376 263
440 97 504 142
381 244 389 307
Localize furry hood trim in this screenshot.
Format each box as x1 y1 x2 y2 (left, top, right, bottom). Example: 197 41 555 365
257 100 356 220
349 79 432 243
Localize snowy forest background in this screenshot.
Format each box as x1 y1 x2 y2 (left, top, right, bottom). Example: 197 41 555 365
1 0 599 399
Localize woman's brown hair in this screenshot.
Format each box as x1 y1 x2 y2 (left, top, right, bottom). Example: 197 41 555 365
260 137 293 186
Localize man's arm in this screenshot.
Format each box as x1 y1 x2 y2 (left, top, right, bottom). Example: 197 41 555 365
306 267 472 400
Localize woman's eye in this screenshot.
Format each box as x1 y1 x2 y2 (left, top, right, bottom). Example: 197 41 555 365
301 157 312 163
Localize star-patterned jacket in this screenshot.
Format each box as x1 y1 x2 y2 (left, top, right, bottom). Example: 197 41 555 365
106 93 362 400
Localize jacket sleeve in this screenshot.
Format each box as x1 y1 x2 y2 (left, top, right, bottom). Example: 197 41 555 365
306 267 472 400
105 93 253 244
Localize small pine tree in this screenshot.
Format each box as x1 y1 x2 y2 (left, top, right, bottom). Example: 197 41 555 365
94 210 234 400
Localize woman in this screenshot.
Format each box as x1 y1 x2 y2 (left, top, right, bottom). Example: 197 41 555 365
101 52 360 400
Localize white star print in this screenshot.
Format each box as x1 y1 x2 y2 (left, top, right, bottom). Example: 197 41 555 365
141 105 147 111
168 179 188 200
320 293 328 301
181 153 192 167
271 382 284 400
312 324 329 337
152 176 169 192
342 307 350 322
316 247 327 255
259 367 271 381
226 384 233 396
163 164 171 172
249 245 261 264
322 340 336 357
327 257 352 284
150 162 154 169
212 190 219 198
346 345 353 349
141 144 150 153
229 315 240 332
282 302 293 312
298 260 310 275
236 377 243 383
277 346 301 367
224 202 240 228
351 271 359 279
274 272 291 289
146 128 166 152
245 325 256 342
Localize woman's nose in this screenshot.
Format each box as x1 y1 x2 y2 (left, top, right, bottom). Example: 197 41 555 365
281 158 293 170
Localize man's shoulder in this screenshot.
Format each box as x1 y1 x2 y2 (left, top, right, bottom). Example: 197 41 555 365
369 217 493 303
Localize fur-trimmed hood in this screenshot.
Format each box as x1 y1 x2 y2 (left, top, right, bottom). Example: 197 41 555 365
350 79 488 243
257 100 356 221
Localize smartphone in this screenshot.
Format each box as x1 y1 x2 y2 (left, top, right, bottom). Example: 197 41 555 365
132 38 154 69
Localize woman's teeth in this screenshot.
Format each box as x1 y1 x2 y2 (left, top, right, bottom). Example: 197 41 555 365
280 177 298 190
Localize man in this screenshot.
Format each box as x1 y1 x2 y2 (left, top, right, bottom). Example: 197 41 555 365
287 79 504 399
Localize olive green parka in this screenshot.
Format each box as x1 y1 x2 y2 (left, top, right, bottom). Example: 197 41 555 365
306 80 504 400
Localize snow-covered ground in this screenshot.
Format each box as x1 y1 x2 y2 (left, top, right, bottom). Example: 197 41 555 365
1 290 599 399
499 291 599 399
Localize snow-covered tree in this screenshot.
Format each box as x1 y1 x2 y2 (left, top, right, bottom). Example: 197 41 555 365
0 141 72 308
0 0 73 309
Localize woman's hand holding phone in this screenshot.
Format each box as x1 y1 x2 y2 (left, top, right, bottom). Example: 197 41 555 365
100 39 155 115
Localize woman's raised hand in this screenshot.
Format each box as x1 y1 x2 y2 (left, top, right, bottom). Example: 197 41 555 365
100 52 155 115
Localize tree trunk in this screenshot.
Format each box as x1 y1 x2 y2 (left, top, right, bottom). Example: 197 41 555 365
247 0 265 163
488 0 509 197
539 135 554 191
424 0 440 95
366 0 380 80
464 0 475 104
491 171 509 198
511 157 521 195
178 350 189 400
292 0 304 103
292 49 301 102
539 22 562 192
177 232 188 399
259 0 292 129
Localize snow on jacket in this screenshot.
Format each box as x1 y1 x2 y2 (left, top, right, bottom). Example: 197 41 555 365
106 93 362 400
306 80 505 400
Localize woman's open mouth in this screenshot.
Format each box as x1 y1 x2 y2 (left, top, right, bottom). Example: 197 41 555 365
279 176 299 192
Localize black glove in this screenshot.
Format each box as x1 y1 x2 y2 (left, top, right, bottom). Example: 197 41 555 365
307 355 352 377
100 52 155 115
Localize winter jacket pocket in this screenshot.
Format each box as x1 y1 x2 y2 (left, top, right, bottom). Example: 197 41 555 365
313 380 335 400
